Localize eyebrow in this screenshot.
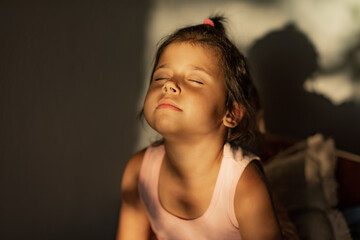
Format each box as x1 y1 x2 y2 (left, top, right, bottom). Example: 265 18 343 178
189 65 210 75
155 64 168 71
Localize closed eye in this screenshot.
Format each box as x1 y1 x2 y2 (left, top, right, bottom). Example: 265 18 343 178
155 78 168 81
189 79 203 85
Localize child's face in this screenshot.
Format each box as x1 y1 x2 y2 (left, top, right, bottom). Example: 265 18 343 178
144 42 229 141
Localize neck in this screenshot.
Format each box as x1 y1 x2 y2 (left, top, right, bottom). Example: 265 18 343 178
163 136 225 183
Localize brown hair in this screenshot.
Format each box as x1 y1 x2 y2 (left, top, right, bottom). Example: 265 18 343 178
146 15 260 150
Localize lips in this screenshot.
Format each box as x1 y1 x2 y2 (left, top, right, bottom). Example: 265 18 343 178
156 98 182 111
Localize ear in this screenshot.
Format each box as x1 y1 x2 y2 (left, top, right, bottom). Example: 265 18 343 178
222 103 244 128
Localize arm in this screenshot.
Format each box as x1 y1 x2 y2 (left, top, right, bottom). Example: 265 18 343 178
116 150 152 240
234 162 282 240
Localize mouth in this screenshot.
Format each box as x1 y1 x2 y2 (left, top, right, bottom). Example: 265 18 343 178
156 99 182 111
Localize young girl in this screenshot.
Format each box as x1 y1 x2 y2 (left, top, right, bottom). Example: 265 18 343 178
116 16 282 240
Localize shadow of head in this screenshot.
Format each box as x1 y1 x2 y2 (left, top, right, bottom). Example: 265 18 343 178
248 23 318 93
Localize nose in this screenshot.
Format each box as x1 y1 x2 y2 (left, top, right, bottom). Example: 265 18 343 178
162 81 180 94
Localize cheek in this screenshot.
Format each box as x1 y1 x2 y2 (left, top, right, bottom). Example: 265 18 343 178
143 90 155 121
210 88 227 115
143 85 163 122
199 88 226 113
186 93 225 120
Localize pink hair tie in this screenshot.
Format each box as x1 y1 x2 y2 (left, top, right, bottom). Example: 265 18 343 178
203 19 215 27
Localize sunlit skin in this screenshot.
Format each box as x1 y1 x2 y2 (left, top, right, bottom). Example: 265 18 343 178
116 42 282 240
143 42 235 220
144 42 231 144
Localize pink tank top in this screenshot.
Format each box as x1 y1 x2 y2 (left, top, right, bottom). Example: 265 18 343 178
138 143 258 240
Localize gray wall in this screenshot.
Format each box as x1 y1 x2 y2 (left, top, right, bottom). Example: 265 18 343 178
0 1 150 239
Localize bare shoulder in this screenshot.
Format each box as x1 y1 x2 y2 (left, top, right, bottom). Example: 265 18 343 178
235 161 267 200
234 161 282 240
121 149 146 205
234 161 270 216
116 149 151 240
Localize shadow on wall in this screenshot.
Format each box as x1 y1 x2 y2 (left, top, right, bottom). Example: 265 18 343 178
247 24 360 155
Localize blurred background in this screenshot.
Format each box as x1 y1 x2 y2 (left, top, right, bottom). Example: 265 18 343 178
1 0 359 239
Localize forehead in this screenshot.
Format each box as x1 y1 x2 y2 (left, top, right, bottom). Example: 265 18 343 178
157 42 222 73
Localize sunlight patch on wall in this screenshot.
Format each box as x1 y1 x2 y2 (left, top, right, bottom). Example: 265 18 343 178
135 0 360 150
292 0 360 105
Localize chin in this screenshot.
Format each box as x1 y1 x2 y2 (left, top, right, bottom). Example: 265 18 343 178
146 111 179 129
153 122 179 136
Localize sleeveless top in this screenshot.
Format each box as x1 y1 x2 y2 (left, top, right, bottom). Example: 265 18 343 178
138 143 258 240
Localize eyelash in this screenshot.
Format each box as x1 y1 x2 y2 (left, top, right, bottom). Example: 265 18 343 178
154 78 167 81
189 79 203 85
153 78 203 85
